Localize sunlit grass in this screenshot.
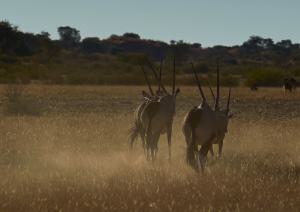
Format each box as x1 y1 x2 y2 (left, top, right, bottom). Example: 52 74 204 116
0 85 299 211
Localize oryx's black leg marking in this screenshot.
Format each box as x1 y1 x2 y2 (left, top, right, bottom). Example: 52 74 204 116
167 122 173 161
199 141 212 172
218 140 223 159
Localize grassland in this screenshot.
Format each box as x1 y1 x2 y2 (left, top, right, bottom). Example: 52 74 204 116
0 85 299 211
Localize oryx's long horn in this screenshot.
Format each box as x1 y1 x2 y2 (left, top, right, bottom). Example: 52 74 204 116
191 62 207 103
172 55 176 94
206 79 215 100
215 62 220 111
226 87 231 112
146 60 168 93
158 61 163 92
140 65 154 96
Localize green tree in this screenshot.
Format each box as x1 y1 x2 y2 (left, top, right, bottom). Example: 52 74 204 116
123 33 140 40
57 26 81 48
81 37 105 53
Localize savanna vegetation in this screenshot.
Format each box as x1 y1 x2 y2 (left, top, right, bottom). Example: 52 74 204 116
0 85 299 211
1 20 300 86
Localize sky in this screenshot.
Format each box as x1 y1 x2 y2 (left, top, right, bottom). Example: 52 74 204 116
0 0 299 47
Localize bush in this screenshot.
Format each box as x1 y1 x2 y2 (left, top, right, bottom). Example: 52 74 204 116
206 74 239 87
246 68 286 87
220 75 239 87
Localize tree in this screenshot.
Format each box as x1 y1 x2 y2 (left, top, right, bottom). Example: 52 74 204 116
0 21 19 54
261 38 274 49
169 40 190 63
57 26 81 48
170 40 176 45
242 36 274 50
123 32 140 40
40 31 50 39
81 37 105 53
276 39 292 49
241 36 275 61
192 43 202 48
274 39 293 64
15 32 39 56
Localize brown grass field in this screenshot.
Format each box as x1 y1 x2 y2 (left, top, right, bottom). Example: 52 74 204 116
0 85 299 211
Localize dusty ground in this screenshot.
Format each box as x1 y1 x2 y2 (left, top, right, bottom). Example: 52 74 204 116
0 85 299 211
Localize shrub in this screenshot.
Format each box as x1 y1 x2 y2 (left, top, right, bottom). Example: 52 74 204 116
207 74 239 87
246 68 286 87
220 75 239 87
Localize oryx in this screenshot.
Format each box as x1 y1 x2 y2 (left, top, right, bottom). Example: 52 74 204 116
140 58 180 161
250 84 258 91
283 77 297 93
129 63 163 151
182 62 232 171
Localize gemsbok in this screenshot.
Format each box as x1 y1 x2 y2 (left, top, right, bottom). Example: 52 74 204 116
129 64 162 152
283 77 297 93
250 84 258 91
182 62 232 171
140 58 180 161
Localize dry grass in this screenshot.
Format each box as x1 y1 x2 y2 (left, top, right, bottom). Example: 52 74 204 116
1 83 44 116
0 85 299 211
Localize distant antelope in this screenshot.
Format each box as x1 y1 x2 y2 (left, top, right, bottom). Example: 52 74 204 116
283 77 297 93
182 63 232 171
250 84 258 91
139 58 180 161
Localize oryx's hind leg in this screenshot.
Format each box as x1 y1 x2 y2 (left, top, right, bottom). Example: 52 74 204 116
209 144 214 157
145 142 152 161
146 148 151 161
150 132 160 161
145 119 153 161
186 128 198 170
167 123 173 161
218 140 223 159
145 118 160 161
140 127 147 156
198 141 212 172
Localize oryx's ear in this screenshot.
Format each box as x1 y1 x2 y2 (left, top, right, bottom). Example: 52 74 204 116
175 88 180 96
228 113 233 119
142 90 151 98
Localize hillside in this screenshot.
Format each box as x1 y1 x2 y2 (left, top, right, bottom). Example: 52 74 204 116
1 21 300 86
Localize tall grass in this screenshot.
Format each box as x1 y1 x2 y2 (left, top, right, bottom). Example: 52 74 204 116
0 86 299 211
2 83 44 116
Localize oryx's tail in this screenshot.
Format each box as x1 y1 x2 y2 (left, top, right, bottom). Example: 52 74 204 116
129 121 140 149
183 109 198 169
